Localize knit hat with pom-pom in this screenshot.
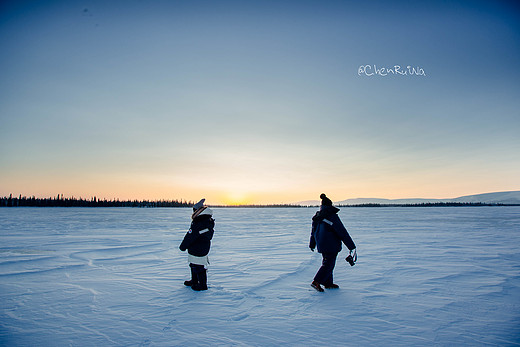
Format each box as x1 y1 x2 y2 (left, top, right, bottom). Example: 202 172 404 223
192 198 205 212
320 193 333 206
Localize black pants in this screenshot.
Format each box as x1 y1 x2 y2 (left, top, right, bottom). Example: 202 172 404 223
189 263 207 286
313 252 338 286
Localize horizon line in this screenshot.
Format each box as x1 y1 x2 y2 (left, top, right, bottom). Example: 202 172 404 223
2 189 519 207
1 194 519 208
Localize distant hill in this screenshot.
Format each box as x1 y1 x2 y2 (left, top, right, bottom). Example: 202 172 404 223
449 191 520 205
336 197 443 205
297 191 520 206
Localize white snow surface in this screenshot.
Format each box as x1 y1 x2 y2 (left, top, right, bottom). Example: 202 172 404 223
1 207 519 346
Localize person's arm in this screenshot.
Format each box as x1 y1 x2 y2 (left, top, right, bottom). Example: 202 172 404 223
179 226 198 251
309 220 317 251
331 215 356 250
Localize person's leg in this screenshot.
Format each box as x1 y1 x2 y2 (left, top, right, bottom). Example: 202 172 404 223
197 267 207 289
322 253 338 288
192 264 208 291
314 252 338 285
185 263 199 286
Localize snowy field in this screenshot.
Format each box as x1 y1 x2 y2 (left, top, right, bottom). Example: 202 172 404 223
1 206 519 346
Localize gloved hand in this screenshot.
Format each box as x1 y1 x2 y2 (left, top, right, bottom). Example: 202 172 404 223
309 246 315 252
346 248 357 266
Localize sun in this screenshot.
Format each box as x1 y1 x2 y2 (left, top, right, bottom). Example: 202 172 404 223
222 192 251 206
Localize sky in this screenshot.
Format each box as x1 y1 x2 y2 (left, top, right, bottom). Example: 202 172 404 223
1 0 519 205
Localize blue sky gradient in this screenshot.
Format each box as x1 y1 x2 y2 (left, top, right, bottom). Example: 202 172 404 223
1 0 519 204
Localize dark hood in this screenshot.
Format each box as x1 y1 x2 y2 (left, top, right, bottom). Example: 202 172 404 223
312 205 340 221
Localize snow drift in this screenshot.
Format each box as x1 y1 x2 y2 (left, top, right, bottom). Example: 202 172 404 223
1 207 519 346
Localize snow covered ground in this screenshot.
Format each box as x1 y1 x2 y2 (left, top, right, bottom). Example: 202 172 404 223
1 206 519 346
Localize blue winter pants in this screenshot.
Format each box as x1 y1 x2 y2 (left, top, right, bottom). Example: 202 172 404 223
313 252 338 286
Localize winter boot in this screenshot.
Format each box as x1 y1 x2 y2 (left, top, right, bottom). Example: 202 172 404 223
324 284 339 289
192 268 208 291
185 264 199 287
311 281 324 292
192 283 208 291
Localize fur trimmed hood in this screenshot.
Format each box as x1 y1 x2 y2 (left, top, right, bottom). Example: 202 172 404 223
192 206 213 220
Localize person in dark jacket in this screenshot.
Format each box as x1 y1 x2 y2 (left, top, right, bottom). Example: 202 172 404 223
309 193 356 292
179 198 215 291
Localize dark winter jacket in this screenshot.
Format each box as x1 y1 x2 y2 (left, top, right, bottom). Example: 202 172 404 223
179 211 215 257
309 205 355 254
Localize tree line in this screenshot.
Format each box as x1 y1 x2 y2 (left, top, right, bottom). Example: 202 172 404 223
1 195 515 208
1 194 193 208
